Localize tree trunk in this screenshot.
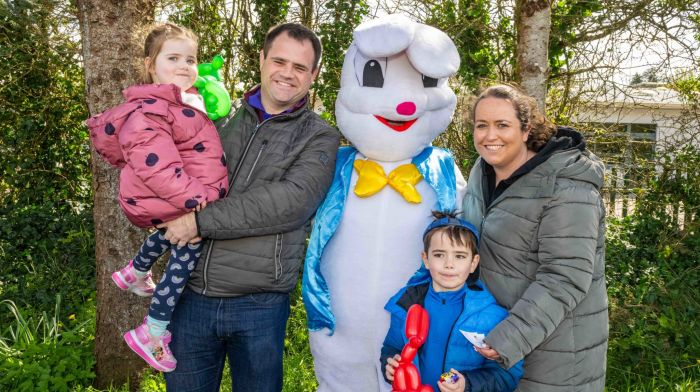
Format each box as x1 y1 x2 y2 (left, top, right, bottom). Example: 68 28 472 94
515 0 552 111
75 1 156 389
299 0 314 27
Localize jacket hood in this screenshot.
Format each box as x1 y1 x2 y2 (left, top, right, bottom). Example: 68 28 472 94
544 126 605 190
386 276 495 318
123 83 192 104
86 84 189 139
551 126 585 151
86 84 199 167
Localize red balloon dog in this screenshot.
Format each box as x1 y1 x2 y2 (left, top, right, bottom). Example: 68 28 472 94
392 304 433 392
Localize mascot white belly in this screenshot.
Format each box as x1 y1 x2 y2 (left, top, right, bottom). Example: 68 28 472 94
303 15 464 391
312 158 438 391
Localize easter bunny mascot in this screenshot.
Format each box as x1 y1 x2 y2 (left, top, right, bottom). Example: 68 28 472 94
303 15 465 391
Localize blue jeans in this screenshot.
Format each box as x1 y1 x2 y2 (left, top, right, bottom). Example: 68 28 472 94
164 288 290 392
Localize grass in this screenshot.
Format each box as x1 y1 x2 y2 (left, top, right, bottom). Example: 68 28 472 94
1 214 697 391
1 273 698 391
605 361 699 392
58 283 317 392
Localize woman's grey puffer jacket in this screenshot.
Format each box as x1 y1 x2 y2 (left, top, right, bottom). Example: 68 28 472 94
462 137 608 392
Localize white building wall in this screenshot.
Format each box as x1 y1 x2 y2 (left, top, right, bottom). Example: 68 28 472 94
572 85 697 222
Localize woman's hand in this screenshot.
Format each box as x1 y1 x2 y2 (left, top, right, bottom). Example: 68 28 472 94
385 354 401 382
195 200 207 211
475 343 501 361
437 369 466 392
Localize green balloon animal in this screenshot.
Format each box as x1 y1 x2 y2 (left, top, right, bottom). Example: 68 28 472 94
195 55 232 121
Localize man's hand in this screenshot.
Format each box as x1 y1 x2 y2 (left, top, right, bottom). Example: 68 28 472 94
437 369 466 392
156 212 199 247
475 343 501 361
385 354 401 382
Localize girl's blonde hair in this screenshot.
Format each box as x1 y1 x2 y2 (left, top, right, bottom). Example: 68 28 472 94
141 22 199 83
467 84 556 152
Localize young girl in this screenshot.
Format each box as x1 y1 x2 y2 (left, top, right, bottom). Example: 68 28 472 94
86 23 228 372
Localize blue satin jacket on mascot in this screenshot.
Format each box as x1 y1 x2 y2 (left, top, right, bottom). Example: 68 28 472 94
304 145 461 331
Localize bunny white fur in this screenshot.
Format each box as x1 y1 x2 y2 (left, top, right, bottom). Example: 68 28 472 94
303 15 466 391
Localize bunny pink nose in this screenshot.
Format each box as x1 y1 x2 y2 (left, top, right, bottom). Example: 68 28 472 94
396 101 416 116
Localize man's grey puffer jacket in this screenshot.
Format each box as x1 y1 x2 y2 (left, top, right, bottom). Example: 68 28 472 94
462 130 608 392
188 97 340 296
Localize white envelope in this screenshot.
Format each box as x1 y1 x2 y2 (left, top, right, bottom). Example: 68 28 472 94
460 330 486 348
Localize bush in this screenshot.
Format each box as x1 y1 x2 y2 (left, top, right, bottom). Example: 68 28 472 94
604 147 700 391
0 203 95 328
0 296 95 391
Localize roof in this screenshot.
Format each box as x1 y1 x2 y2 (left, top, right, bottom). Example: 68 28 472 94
583 83 685 110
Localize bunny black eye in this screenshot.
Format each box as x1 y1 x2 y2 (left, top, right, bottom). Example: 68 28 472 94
363 60 384 88
422 75 438 88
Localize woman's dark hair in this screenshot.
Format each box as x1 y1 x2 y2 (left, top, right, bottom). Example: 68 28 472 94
423 211 478 255
263 23 322 71
468 84 556 152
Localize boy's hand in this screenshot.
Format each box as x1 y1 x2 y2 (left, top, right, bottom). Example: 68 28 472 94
385 354 401 382
437 369 466 392
475 343 501 361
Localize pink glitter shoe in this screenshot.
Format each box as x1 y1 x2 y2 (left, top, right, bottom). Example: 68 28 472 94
111 260 155 297
123 320 177 372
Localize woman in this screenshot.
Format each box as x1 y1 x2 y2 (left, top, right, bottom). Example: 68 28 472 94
462 84 608 391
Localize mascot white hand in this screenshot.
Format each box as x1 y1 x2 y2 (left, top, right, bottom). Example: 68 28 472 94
303 14 465 391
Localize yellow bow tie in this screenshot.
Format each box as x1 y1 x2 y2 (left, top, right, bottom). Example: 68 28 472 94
353 160 423 203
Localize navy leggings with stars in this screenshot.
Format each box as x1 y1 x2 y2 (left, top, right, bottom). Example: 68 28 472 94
132 230 202 323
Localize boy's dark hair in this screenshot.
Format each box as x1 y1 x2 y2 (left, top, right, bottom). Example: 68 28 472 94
422 211 478 254
263 23 322 71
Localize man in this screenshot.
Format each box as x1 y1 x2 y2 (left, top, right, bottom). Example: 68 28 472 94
158 23 340 391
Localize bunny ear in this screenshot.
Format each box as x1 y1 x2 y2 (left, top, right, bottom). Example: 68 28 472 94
352 14 460 78
406 24 460 79
353 14 416 57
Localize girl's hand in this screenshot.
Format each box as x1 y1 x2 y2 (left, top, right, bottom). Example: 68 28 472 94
385 354 401 382
475 343 501 361
437 369 466 392
195 200 207 212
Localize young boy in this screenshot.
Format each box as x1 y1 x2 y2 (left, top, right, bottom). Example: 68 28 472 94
380 212 524 392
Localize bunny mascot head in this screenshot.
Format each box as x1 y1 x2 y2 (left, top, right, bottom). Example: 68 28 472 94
303 15 465 391
337 14 460 161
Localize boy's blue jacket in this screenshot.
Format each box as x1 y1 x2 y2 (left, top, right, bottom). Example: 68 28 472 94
381 273 524 392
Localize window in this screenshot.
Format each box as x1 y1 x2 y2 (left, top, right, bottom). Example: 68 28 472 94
586 122 656 163
582 122 658 217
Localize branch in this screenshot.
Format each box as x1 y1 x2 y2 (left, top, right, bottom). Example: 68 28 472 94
573 0 655 43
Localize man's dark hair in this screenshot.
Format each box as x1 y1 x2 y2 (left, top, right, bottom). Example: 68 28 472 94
263 23 322 71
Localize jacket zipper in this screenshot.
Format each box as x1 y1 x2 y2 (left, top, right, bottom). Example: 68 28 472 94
440 297 464 373
201 115 277 295
274 233 283 280
479 167 511 242
245 140 268 184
